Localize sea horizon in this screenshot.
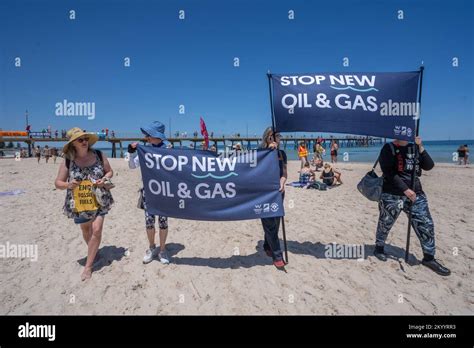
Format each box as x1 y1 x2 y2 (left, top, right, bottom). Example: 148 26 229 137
1 138 472 164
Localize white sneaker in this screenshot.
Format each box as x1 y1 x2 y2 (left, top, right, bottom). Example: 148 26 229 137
158 250 170 264
143 246 159 264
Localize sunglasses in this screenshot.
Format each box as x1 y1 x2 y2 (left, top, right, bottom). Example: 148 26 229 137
77 137 89 143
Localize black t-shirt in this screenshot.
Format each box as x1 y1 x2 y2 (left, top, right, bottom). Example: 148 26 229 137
379 142 434 195
277 149 287 178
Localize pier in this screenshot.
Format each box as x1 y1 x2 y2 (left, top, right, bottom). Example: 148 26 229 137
0 135 385 158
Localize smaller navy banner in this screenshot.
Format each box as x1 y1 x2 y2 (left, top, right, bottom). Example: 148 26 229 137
137 146 284 221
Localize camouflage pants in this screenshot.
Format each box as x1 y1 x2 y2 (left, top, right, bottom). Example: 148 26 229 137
376 192 435 256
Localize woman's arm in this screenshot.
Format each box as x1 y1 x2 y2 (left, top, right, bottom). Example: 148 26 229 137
280 163 287 192
55 162 79 190
128 143 140 169
101 152 114 179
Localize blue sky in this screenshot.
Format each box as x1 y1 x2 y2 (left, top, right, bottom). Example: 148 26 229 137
1 0 472 140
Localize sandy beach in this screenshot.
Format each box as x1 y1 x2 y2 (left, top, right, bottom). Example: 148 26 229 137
0 157 472 315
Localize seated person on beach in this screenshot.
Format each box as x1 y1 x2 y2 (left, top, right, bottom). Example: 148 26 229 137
320 163 342 186
299 162 316 184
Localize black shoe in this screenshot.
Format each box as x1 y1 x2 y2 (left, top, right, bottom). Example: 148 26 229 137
373 250 387 262
422 259 451 276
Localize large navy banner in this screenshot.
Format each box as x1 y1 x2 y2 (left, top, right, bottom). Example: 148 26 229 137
271 72 421 141
137 146 284 221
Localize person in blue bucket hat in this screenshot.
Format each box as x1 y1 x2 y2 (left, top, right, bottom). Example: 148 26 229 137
140 121 168 141
128 121 171 264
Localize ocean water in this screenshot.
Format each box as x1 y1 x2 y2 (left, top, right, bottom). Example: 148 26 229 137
2 140 472 164
285 140 473 163
95 140 474 163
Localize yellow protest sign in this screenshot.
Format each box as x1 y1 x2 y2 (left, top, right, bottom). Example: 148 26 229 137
72 180 99 213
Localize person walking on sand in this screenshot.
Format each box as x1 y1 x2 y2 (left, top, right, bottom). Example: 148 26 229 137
54 127 115 281
259 127 287 269
34 145 41 163
312 140 325 170
373 136 450 276
43 145 51 164
298 141 308 169
330 140 339 163
457 144 469 165
51 147 58 164
127 121 171 265
457 144 466 165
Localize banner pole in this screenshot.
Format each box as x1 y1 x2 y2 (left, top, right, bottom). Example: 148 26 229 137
267 71 276 132
405 66 424 263
267 71 289 264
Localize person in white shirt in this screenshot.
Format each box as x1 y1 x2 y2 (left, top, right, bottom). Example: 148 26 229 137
128 121 170 265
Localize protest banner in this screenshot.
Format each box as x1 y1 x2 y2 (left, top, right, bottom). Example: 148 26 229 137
270 72 421 141
137 146 284 221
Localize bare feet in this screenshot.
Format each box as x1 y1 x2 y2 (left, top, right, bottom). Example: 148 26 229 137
81 266 92 281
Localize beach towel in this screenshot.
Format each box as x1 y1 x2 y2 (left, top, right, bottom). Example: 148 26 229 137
286 182 308 188
0 189 26 197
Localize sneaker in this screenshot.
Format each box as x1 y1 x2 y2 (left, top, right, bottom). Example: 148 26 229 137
373 246 387 262
273 259 285 269
158 250 170 264
143 246 159 264
373 250 387 262
422 259 451 276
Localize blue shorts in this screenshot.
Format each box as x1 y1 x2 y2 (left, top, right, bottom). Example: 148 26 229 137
74 211 107 224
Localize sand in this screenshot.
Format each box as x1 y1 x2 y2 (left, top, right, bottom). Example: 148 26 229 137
0 156 472 315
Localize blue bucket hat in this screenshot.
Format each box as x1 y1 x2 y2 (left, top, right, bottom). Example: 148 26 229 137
140 121 167 140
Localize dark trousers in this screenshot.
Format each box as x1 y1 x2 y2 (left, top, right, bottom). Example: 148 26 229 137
261 217 283 261
376 192 435 256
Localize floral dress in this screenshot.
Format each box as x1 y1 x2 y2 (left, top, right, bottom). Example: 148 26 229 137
63 151 114 219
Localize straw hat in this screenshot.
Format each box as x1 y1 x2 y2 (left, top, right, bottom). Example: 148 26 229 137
62 127 98 153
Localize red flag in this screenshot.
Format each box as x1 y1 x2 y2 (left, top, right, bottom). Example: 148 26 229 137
200 117 209 150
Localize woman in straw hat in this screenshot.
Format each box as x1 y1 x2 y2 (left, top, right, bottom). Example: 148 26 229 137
55 127 114 281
